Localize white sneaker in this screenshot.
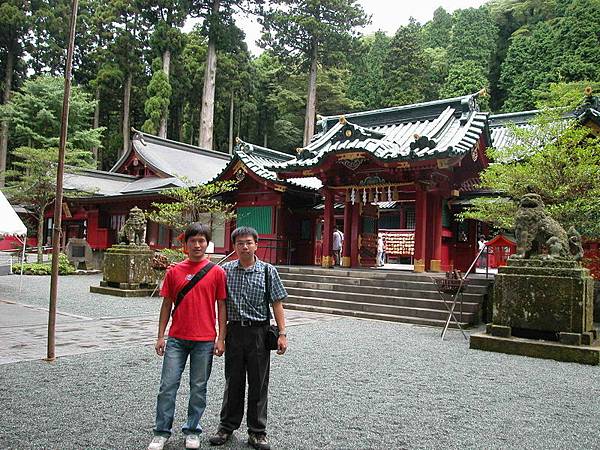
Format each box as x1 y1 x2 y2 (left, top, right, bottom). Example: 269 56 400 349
185 433 200 449
148 435 169 450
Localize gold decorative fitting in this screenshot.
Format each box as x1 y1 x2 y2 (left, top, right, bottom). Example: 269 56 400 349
478 87 488 97
345 129 353 137
295 147 303 154
235 137 241 144
413 133 420 140
339 115 347 124
584 86 593 96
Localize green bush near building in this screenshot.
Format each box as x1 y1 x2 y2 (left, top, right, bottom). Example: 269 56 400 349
12 253 76 275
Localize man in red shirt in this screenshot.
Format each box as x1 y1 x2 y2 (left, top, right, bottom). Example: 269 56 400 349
148 223 227 450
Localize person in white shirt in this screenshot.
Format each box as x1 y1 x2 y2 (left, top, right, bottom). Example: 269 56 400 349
332 225 343 266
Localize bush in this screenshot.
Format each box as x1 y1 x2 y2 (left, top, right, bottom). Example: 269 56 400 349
13 253 76 275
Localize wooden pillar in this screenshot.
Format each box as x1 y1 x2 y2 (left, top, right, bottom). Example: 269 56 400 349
413 187 427 272
351 202 360 267
321 188 334 268
342 201 352 267
429 193 443 272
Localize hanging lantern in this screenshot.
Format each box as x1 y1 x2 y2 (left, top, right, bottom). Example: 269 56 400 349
362 189 367 204
351 188 356 205
387 186 392 202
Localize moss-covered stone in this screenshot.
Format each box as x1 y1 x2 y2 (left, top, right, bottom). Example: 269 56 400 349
101 244 155 288
493 258 594 335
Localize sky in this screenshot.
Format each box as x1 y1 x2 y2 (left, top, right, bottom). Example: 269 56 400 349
183 0 490 56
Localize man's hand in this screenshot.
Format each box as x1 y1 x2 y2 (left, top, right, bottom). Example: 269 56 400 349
276 335 287 355
155 337 166 356
214 337 225 357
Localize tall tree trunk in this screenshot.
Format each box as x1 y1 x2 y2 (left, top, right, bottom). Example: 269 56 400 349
303 41 318 147
178 105 184 142
0 50 14 187
198 0 220 150
228 88 234 154
122 72 132 156
37 209 45 264
263 130 268 148
92 87 100 163
159 49 171 138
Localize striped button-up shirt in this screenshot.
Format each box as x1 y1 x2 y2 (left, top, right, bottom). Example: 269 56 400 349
222 257 287 321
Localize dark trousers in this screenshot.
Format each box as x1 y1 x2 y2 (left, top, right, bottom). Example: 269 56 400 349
219 324 270 435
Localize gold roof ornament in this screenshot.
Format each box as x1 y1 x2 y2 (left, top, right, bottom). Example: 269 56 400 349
584 86 593 96
477 87 488 97
339 115 347 124
235 136 241 144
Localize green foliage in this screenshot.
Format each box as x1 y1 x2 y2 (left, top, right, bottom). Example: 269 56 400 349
422 7 453 49
142 63 171 134
157 248 186 264
499 0 600 111
13 253 76 275
146 180 237 234
382 19 427 106
441 60 490 109
0 75 104 150
463 106 600 238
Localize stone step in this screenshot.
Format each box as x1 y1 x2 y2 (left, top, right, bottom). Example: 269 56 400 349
283 303 470 329
276 265 493 287
285 294 477 323
284 286 481 312
280 277 487 299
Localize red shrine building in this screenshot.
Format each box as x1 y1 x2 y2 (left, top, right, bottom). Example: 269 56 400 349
54 91 598 272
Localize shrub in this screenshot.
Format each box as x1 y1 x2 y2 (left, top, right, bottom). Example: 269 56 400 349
13 253 76 275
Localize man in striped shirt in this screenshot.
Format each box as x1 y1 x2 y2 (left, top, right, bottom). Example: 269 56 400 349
209 226 288 450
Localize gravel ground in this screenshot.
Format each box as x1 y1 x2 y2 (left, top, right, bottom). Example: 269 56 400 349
0 274 160 318
2 317 600 450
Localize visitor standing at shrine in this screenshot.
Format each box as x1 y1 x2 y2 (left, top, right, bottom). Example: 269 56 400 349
332 225 344 266
148 223 227 450
210 226 288 450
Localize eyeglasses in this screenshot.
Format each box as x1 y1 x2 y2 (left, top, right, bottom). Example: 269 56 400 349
235 240 256 247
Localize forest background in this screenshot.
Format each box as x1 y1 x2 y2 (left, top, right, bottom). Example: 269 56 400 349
1 0 599 176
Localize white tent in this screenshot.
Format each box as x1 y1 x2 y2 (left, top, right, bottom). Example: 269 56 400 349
0 190 27 286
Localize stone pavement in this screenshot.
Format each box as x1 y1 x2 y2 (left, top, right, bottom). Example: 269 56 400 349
0 288 340 365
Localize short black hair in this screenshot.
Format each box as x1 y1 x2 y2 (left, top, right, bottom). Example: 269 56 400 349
184 222 212 243
231 226 258 243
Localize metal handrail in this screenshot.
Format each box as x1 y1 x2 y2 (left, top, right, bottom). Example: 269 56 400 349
465 245 490 279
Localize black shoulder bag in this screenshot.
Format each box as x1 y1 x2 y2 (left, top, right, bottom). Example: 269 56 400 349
264 264 279 351
172 261 215 315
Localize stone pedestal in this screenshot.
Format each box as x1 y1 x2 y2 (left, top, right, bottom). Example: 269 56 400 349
470 258 599 365
90 244 157 297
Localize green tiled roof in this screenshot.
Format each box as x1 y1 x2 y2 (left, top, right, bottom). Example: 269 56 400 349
269 93 490 173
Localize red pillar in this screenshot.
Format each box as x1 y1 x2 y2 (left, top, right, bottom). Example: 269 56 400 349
321 188 334 268
342 201 352 267
413 187 427 272
429 193 443 272
351 202 360 267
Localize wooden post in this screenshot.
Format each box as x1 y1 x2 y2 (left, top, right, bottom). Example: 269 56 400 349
47 0 79 362
350 201 361 267
321 188 334 268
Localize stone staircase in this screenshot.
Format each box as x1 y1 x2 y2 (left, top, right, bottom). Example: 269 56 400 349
276 266 493 328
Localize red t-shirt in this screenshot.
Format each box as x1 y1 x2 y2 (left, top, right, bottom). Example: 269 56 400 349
160 258 227 341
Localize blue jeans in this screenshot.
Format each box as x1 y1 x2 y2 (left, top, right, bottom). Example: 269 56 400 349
154 337 214 437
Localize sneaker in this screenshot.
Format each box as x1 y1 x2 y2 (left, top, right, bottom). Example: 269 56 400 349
185 433 200 449
209 429 231 446
248 432 270 450
148 435 169 450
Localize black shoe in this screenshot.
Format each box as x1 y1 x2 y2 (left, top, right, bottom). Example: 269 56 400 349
209 429 231 446
248 432 270 450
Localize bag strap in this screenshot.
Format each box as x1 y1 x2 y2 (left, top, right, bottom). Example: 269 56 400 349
172 261 215 315
264 263 272 320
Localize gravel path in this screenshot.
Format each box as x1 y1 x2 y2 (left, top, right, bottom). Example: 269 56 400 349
2 317 600 450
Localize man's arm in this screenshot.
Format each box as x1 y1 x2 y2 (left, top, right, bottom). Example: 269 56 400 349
214 300 227 357
272 300 287 355
155 297 173 356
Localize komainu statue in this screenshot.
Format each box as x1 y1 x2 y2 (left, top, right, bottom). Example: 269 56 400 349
512 193 582 260
118 206 147 245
